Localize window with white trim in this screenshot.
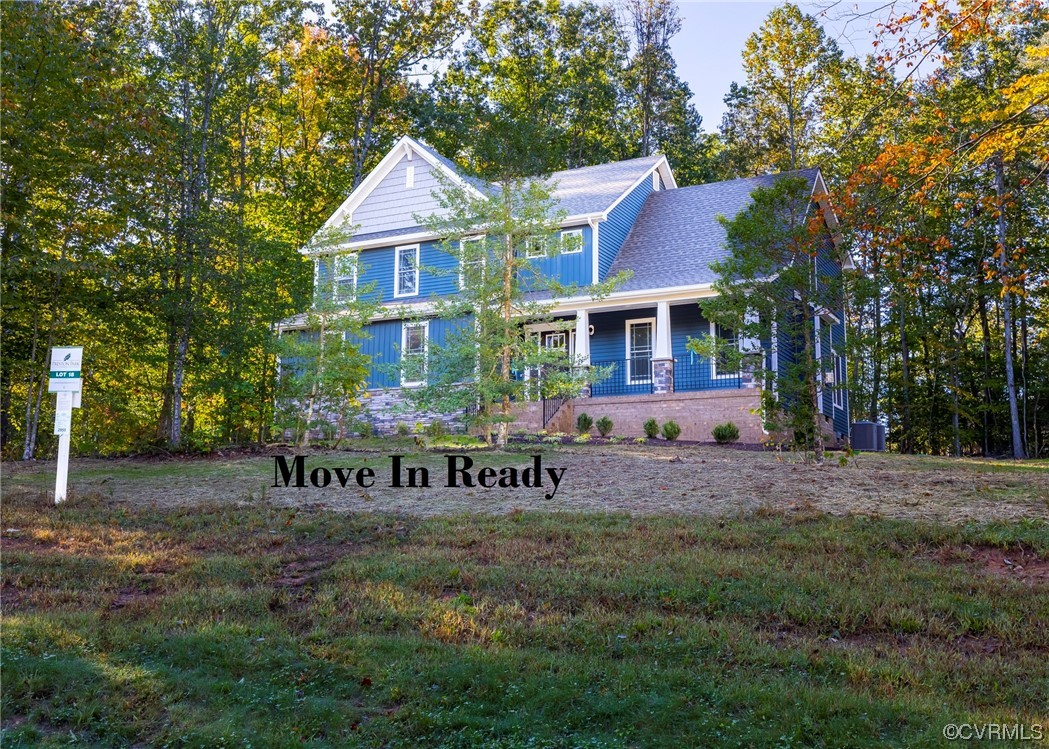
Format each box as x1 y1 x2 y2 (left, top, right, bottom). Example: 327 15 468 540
458 235 485 289
560 229 583 254
395 245 419 297
406 165 415 188
832 352 846 409
524 236 547 259
333 254 357 303
652 172 661 191
626 319 654 384
401 321 428 387
711 322 737 378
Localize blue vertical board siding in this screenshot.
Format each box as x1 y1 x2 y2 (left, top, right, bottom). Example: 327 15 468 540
350 319 401 389
670 303 741 391
599 176 653 280
526 225 593 288
352 239 459 304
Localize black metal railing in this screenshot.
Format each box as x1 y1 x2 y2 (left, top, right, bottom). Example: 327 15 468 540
542 394 566 428
590 358 654 397
674 355 741 391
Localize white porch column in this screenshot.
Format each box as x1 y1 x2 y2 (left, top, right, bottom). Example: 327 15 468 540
655 301 672 359
574 309 590 366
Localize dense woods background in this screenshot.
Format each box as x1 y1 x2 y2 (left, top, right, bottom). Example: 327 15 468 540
2 0 1046 458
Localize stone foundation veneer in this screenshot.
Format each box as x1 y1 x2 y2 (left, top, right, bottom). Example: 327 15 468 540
361 388 466 435
652 358 674 394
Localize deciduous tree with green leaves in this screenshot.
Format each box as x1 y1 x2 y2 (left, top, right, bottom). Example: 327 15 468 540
695 176 846 464
403 175 625 446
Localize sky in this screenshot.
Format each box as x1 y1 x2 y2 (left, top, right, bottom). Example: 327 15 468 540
668 1 897 131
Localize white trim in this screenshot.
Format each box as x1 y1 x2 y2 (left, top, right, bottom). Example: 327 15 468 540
589 217 601 284
602 156 676 218
559 228 583 255
524 236 547 259
394 244 420 298
405 164 415 189
625 317 656 384
458 235 486 290
278 282 722 331
307 135 486 250
652 171 661 191
400 319 429 387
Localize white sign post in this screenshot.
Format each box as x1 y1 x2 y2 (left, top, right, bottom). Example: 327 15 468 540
48 347 83 504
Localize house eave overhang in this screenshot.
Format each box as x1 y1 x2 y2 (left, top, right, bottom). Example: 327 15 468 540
809 170 859 272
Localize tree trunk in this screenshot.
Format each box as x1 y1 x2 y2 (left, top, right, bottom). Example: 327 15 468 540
899 294 912 454
991 154 1025 459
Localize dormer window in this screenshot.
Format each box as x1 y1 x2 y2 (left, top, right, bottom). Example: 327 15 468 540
395 245 419 297
560 229 583 254
524 236 547 259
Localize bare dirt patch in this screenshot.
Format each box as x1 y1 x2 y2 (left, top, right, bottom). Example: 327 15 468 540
928 544 1049 585
4 444 1048 523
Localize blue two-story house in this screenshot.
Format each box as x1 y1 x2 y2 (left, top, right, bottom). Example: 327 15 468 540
280 135 851 443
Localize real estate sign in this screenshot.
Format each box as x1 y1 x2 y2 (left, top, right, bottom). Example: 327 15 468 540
48 346 83 393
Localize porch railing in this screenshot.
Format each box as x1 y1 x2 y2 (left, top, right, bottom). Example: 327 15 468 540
674 356 741 391
590 358 654 397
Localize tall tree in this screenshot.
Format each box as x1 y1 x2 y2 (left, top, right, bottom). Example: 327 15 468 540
719 3 843 176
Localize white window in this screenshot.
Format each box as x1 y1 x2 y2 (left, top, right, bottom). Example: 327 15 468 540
832 352 846 409
406 165 415 189
710 322 737 379
559 229 583 255
401 321 428 387
524 236 547 259
458 235 485 289
395 245 419 297
626 318 655 384
544 331 567 350
333 254 357 302
652 172 661 191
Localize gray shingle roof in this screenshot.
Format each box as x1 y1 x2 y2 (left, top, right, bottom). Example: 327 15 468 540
545 155 665 216
415 139 664 217
608 169 819 291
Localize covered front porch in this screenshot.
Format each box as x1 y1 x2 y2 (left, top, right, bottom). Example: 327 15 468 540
535 300 752 399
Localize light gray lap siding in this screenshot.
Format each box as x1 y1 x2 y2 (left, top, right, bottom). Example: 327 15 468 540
351 156 447 235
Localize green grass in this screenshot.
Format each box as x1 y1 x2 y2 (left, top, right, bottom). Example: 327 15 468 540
2 488 1047 747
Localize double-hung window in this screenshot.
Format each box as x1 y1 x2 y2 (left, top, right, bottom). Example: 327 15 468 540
559 229 583 254
401 321 428 387
333 254 357 303
711 322 737 379
626 319 654 384
395 245 419 297
832 352 846 409
459 235 485 290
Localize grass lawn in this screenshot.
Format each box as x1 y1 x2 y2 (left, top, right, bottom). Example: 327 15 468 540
2 446 1048 747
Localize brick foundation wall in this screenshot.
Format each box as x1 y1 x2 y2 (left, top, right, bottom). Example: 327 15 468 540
563 389 765 443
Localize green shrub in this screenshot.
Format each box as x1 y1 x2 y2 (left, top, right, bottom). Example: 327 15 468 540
633 436 647 445
712 422 739 444
643 418 660 439
573 433 591 444
395 422 410 437
576 412 593 434
595 416 614 437
426 420 448 439
661 420 681 441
